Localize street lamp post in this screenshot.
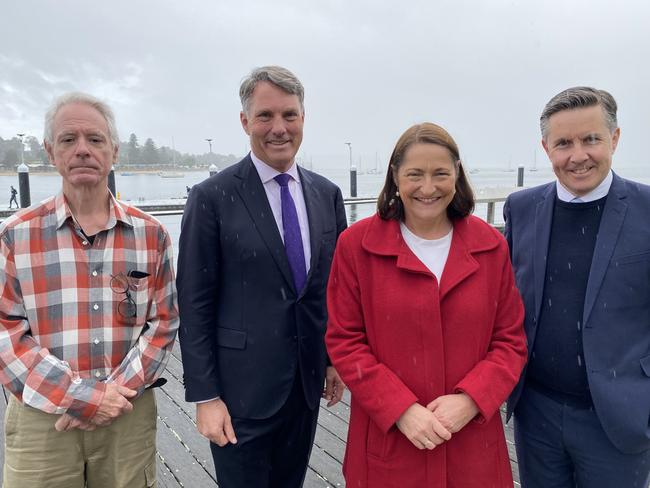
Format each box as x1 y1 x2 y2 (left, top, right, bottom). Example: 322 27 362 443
344 142 352 169
16 133 25 166
16 133 30 207
345 142 357 197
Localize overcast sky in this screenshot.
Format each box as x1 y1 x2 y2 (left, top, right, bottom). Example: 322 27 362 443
2 0 649 171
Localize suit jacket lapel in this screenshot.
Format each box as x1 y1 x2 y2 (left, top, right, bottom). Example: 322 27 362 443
583 175 627 325
533 184 555 321
234 157 296 293
299 167 322 296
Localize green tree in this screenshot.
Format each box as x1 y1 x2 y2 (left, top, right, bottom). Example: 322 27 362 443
26 136 46 163
126 133 140 165
158 146 171 166
142 138 158 165
3 148 19 167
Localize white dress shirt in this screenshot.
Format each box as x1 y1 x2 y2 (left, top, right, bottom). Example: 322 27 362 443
196 153 312 404
556 170 613 203
250 152 311 273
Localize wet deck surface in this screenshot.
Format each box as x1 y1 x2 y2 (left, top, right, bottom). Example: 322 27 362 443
0 342 520 487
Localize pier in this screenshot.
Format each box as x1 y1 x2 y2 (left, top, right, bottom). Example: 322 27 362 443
0 341 521 487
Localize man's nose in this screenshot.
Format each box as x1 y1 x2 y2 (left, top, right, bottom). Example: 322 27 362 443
75 138 91 157
270 116 287 135
569 143 589 163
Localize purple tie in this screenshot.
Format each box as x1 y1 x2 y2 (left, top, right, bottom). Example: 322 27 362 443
274 173 307 292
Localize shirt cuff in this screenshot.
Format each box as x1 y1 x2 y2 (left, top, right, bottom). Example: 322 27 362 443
195 396 220 404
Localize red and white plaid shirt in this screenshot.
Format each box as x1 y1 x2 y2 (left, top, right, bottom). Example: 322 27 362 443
0 192 179 420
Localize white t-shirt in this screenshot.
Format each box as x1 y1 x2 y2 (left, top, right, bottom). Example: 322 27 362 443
400 222 453 283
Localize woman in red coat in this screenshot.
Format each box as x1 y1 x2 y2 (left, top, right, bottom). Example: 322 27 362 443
325 122 527 487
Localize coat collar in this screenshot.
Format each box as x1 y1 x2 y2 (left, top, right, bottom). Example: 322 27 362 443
361 214 500 299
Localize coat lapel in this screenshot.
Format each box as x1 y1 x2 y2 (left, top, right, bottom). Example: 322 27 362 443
440 224 478 301
234 157 296 293
583 174 627 325
299 167 323 296
533 184 555 320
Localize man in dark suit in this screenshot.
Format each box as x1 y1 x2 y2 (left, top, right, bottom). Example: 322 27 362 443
505 87 650 487
177 65 347 488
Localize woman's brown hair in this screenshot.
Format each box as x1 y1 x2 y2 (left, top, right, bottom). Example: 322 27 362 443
377 122 474 221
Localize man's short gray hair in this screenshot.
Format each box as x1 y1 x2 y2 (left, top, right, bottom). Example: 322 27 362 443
540 86 618 139
44 92 119 147
239 66 304 115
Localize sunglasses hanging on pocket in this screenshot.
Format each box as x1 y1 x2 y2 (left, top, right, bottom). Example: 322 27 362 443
110 270 150 318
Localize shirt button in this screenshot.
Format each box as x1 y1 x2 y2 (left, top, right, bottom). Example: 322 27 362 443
93 338 100 345
82 240 89 246
92 270 98 277
95 371 101 378
93 304 99 310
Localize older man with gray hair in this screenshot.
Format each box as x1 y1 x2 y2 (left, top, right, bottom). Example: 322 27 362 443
0 92 179 487
177 65 347 487
505 86 650 487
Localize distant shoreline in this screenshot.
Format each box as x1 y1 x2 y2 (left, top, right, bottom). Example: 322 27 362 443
0 167 213 177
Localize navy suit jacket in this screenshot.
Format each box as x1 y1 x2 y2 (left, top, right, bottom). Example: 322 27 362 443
505 173 650 454
177 155 347 419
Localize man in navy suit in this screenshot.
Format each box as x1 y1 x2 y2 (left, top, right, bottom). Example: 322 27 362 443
505 87 650 487
177 65 347 487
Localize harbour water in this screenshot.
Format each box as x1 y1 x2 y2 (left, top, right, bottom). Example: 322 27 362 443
1 164 646 257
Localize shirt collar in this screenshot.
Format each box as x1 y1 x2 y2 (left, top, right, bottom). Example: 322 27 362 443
250 151 301 184
556 170 613 203
55 191 133 231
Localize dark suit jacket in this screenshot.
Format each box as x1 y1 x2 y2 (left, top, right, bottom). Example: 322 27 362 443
505 172 650 454
177 155 347 419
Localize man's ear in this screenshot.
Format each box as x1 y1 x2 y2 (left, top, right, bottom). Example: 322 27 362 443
240 111 250 135
611 127 621 153
541 138 549 157
45 140 56 167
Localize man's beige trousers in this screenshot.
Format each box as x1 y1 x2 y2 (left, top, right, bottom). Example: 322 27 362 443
3 389 156 488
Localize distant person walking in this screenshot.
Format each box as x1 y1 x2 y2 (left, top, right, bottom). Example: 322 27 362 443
8 185 18 208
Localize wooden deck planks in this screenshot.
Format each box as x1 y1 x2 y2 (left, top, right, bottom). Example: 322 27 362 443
4 370 648 488
0 363 525 488
149 361 522 487
0 388 6 475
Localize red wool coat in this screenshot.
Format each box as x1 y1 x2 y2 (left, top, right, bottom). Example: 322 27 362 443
326 214 527 488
